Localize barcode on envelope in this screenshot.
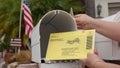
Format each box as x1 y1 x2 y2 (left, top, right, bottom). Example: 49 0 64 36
86 36 93 49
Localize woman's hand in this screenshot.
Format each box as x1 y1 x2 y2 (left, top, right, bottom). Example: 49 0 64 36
82 53 104 68
74 14 95 29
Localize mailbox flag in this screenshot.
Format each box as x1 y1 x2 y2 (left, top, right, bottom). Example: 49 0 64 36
23 0 33 37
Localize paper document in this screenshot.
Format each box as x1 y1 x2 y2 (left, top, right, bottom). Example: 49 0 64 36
46 30 95 60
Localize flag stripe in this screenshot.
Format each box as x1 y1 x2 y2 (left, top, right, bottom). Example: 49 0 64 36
24 19 33 28
24 12 32 23
23 0 33 37
23 4 33 27
23 4 32 21
25 25 32 36
23 4 31 15
24 16 33 28
28 27 32 36
25 25 29 35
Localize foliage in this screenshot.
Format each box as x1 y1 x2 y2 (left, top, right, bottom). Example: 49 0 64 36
0 0 21 51
30 0 85 25
0 0 85 49
0 41 10 52
0 0 21 44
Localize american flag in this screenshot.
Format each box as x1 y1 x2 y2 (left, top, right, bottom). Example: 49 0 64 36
23 0 33 37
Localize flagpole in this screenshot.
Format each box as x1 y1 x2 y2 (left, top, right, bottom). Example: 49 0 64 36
19 0 23 38
18 0 23 54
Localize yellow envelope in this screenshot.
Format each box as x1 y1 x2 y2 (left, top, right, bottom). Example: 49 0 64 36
46 29 95 60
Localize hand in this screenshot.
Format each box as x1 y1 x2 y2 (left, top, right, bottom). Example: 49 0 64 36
74 14 95 29
82 53 104 68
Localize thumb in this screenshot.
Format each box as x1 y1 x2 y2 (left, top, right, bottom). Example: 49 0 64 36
81 59 87 68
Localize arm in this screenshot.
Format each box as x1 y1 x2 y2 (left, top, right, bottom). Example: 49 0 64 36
74 14 120 41
94 61 120 68
82 54 120 68
91 19 120 42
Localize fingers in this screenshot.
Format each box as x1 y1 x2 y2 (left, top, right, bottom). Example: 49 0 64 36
74 14 80 18
74 14 82 18
81 59 87 68
94 49 99 55
74 14 81 22
87 53 94 57
74 14 81 21
74 14 83 29
87 53 98 60
87 53 99 58
81 54 96 68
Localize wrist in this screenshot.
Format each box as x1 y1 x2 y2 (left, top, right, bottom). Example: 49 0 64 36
89 19 99 29
92 60 104 68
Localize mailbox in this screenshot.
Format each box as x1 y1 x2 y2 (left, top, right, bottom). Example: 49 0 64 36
30 10 120 68
30 10 82 68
